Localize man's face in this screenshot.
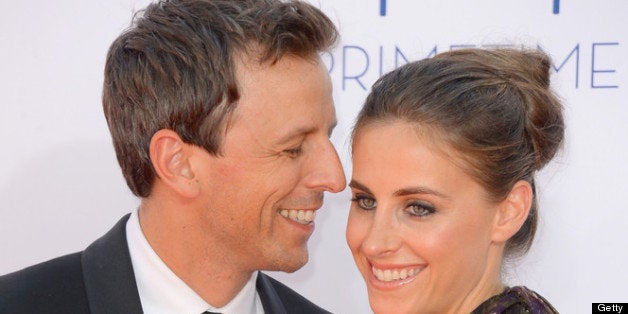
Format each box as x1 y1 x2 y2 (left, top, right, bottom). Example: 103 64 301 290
194 55 346 272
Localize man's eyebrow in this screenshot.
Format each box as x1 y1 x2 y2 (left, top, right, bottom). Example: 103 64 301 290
275 126 315 145
348 179 373 194
276 118 337 145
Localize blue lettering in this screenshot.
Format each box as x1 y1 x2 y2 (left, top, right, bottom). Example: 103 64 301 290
342 45 370 91
591 42 619 88
426 46 438 58
540 44 580 88
329 42 618 92
395 46 409 68
379 1 558 17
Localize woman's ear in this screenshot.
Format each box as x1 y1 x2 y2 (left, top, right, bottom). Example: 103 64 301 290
491 180 533 243
149 129 200 198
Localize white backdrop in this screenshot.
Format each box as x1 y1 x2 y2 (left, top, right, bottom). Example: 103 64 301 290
1 1 626 313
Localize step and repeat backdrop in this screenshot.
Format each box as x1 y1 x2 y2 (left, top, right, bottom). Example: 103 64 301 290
1 1 626 313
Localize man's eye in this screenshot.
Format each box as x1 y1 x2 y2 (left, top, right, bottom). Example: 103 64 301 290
284 147 303 158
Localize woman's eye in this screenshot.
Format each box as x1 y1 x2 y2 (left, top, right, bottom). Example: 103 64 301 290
407 202 435 217
351 195 377 210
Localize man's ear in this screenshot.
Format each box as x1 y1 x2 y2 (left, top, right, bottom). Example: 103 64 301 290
149 129 200 198
491 180 533 243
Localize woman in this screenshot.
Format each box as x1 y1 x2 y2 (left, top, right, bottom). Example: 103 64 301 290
346 48 563 313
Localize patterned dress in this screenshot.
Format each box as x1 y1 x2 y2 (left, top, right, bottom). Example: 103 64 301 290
471 286 559 314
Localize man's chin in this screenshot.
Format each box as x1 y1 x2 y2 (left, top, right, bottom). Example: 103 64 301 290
280 260 307 273
264 250 309 273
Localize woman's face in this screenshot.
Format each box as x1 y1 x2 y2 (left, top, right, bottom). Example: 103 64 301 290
347 121 504 313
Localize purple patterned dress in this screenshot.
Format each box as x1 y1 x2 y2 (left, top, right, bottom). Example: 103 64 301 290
470 286 559 314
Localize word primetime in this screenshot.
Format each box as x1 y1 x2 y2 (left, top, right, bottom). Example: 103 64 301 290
593 303 627 313
324 42 621 92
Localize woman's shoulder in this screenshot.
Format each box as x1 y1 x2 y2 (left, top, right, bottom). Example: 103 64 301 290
471 286 559 314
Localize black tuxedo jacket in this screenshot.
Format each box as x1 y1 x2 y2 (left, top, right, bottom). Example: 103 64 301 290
0 215 330 314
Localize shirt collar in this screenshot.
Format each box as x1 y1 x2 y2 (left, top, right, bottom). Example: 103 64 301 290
126 209 263 314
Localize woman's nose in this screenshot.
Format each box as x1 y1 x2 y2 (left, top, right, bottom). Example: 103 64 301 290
360 213 402 257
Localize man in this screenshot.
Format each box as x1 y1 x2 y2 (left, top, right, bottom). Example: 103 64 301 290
0 0 345 313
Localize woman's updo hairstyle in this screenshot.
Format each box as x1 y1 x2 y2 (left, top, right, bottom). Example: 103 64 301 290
353 48 565 258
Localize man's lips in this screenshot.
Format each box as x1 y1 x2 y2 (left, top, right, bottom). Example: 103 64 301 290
279 209 317 225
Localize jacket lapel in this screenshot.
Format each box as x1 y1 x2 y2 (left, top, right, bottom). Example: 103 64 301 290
256 273 287 314
81 214 143 314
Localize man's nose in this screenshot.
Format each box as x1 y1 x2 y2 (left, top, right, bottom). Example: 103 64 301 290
305 139 346 193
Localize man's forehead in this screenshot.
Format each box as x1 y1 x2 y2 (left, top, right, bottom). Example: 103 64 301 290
272 111 337 142
234 50 322 76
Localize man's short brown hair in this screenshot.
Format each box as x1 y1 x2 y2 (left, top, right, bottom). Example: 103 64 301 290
103 0 338 197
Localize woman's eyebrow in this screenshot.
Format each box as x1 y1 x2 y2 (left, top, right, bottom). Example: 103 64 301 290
348 179 373 194
350 179 449 199
394 186 449 199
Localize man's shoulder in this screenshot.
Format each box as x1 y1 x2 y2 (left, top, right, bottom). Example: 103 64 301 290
0 252 90 313
259 273 332 314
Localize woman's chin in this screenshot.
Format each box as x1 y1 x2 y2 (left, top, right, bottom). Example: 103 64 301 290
367 290 415 314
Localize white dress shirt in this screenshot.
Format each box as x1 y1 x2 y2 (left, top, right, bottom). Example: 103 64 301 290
126 209 264 314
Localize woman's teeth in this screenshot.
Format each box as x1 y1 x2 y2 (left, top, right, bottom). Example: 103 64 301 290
372 265 422 282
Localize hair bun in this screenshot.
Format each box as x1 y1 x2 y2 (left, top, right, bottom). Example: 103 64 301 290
521 50 551 88
439 48 565 170
515 50 565 170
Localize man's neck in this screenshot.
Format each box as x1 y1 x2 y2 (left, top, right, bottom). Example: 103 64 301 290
138 199 253 307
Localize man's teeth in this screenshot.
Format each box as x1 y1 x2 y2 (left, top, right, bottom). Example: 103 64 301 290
372 266 421 282
280 209 316 224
